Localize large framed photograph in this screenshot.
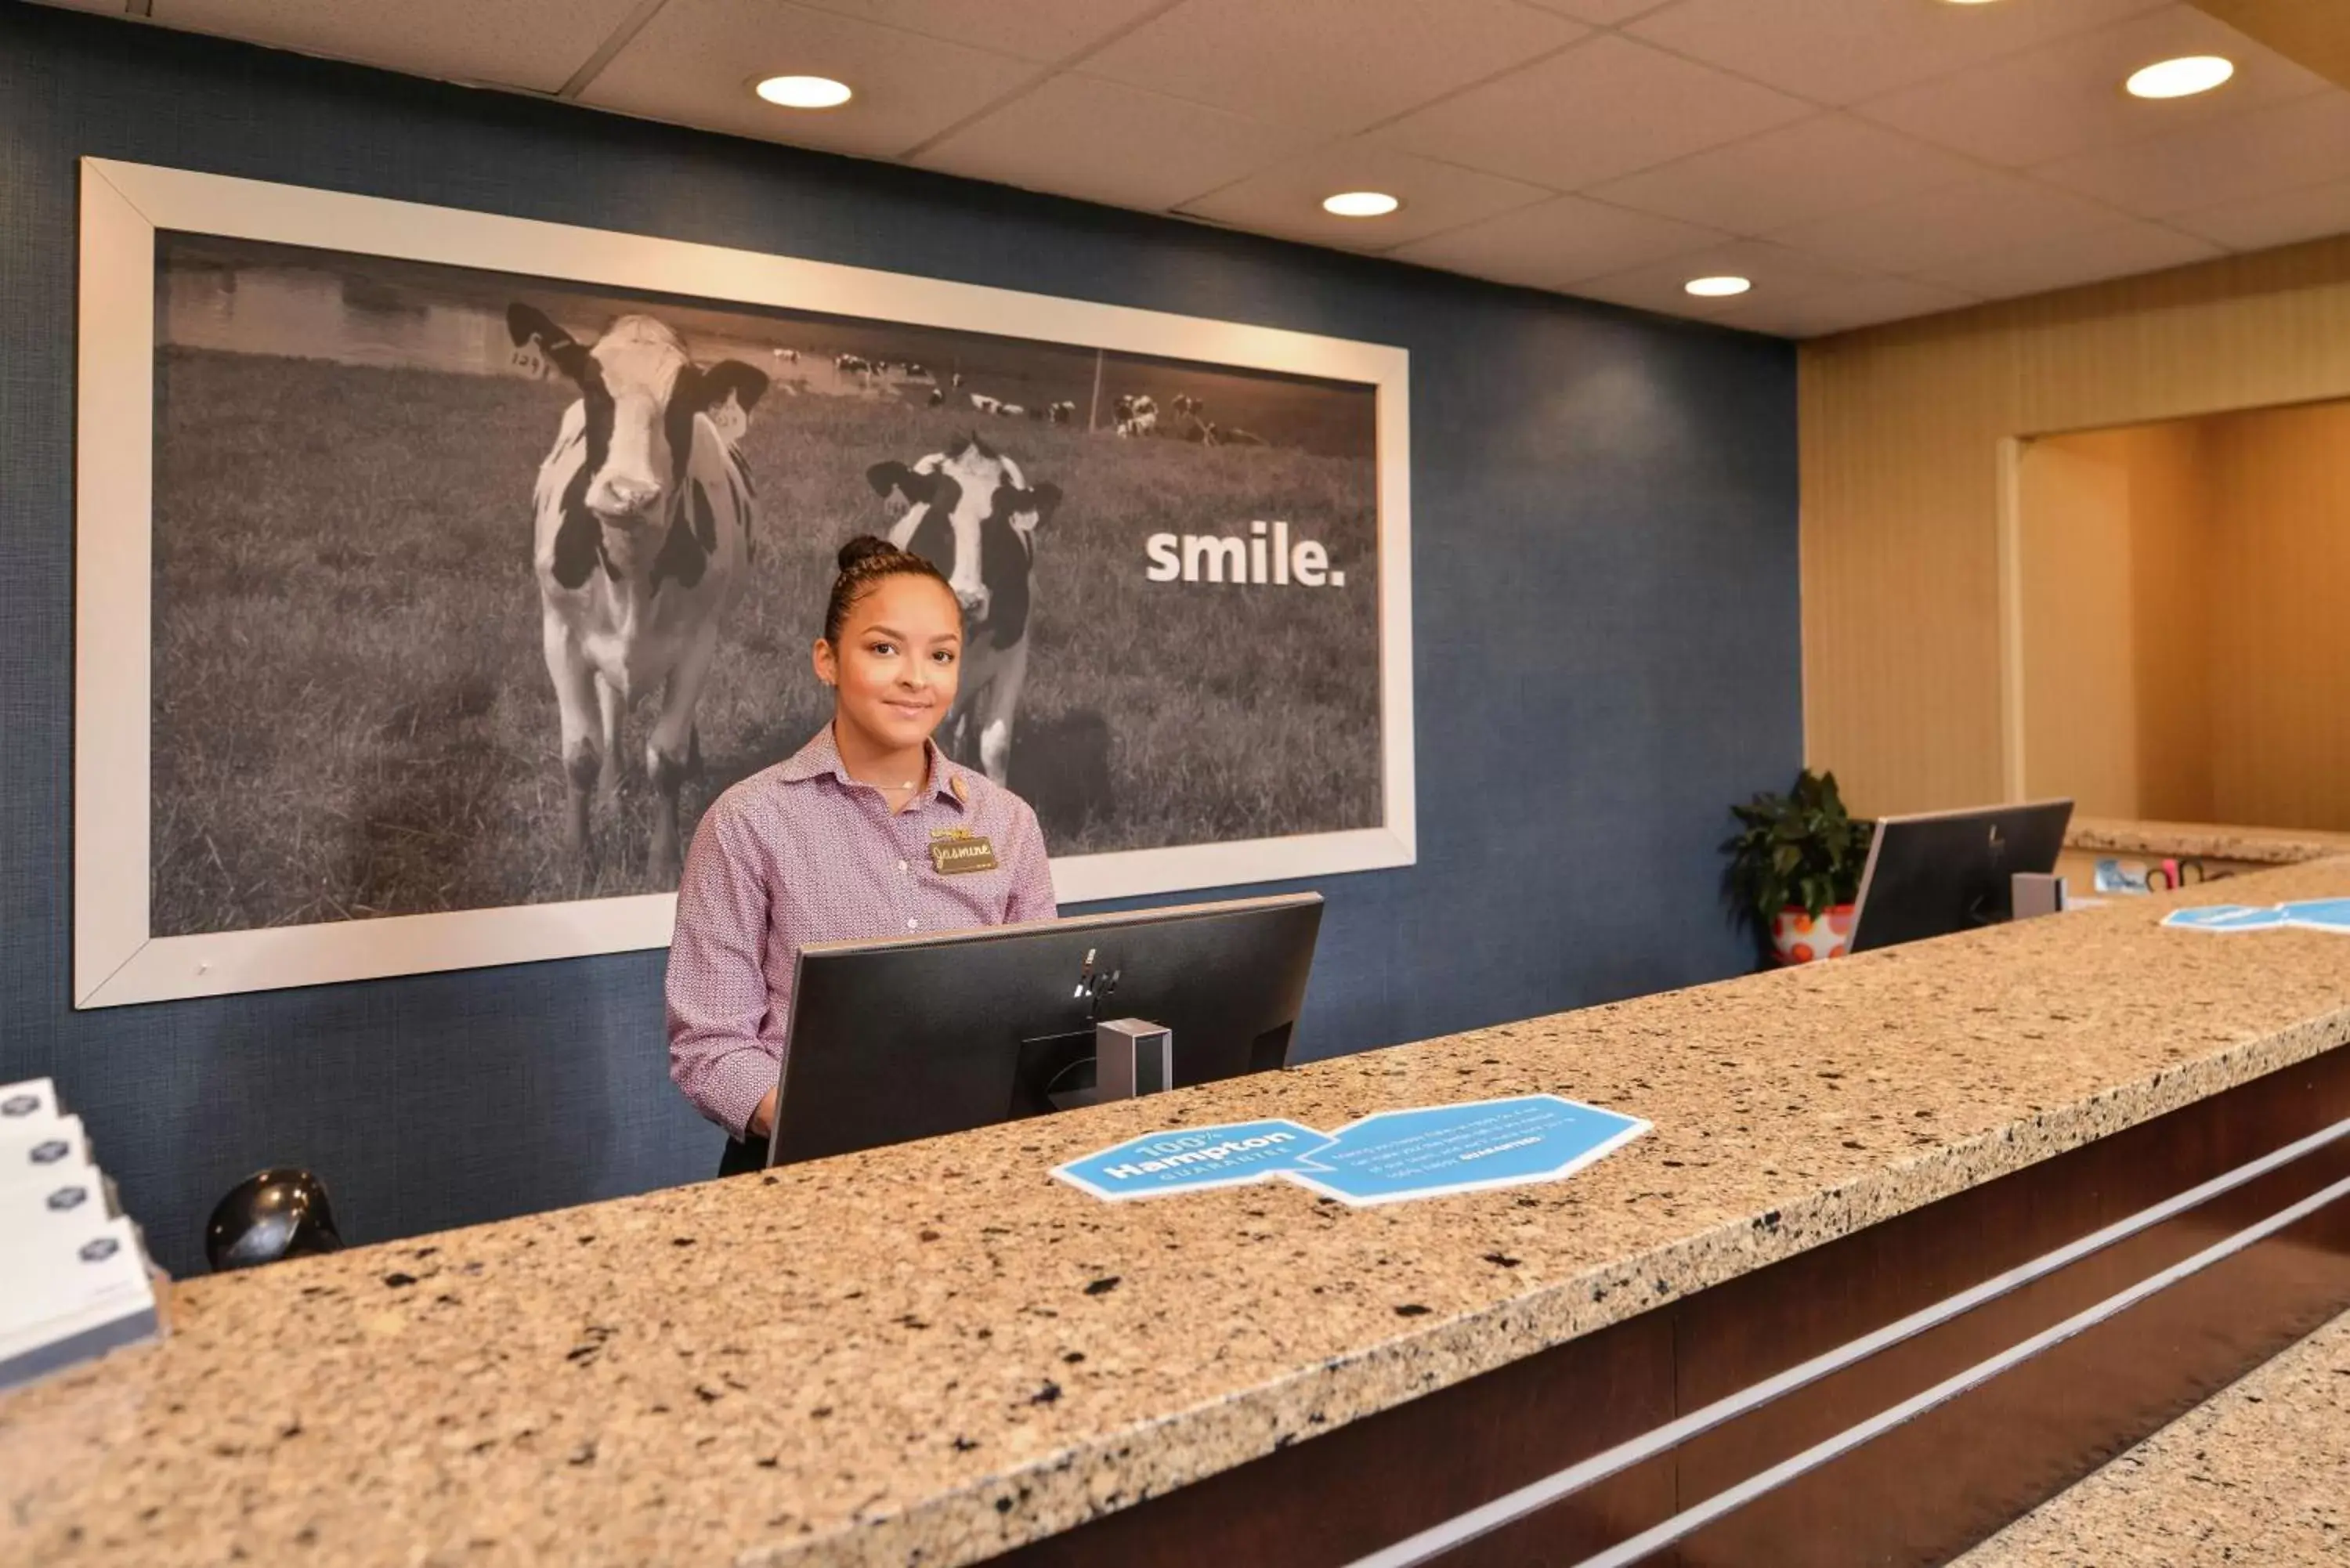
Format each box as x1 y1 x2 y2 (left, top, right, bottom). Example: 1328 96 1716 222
75 160 1413 1008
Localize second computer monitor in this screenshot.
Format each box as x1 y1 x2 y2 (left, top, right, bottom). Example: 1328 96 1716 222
1849 799 2073 953
769 892 1322 1167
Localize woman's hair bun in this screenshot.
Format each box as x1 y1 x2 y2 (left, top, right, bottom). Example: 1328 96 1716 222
837 533 898 573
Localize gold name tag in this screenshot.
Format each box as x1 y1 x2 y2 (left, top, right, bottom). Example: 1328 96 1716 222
930 836 999 874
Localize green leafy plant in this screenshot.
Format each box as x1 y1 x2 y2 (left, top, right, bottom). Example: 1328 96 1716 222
1724 769 1872 926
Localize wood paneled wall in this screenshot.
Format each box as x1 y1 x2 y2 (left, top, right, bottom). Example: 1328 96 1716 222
1799 235 2350 817
2015 424 2213 822
2205 399 2350 829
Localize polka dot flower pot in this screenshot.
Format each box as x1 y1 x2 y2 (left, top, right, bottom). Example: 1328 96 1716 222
1771 904 1856 965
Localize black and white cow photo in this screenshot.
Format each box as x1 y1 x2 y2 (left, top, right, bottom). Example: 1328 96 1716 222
149 235 1381 935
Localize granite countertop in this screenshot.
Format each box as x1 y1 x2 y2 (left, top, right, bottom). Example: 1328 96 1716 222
2066 815 2350 865
5 861 2350 1567
1954 1306 2350 1566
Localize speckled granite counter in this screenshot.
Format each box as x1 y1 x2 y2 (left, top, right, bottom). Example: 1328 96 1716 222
2066 815 2350 865
1954 1306 2350 1566
5 860 2350 1566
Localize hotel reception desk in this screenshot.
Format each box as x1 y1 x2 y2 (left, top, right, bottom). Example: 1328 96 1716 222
6 859 2350 1566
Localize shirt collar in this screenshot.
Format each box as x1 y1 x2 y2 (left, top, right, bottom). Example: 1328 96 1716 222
778 723 969 811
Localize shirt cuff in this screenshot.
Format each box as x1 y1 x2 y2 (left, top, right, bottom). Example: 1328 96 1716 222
702 1045 784 1142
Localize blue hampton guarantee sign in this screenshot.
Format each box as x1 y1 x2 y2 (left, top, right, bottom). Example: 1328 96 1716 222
1052 1095 1648 1207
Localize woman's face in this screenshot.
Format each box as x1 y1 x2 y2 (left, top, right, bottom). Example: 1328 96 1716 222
815 573 964 755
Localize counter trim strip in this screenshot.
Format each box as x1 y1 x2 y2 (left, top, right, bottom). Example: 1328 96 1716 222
1345 1115 2350 1568
1569 1170 2350 1568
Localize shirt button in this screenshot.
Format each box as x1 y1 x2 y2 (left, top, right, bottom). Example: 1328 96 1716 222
906 918 919 930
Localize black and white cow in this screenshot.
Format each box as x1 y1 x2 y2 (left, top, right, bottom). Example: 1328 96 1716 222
865 435 1061 784
1114 392 1159 437
508 303 768 883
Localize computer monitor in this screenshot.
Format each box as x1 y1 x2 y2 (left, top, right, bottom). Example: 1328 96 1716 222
768 892 1323 1166
1849 799 2073 954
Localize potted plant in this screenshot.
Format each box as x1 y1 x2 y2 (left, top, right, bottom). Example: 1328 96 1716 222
1724 769 1872 964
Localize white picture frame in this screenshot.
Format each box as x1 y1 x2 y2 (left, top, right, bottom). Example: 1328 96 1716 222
74 157 1415 1009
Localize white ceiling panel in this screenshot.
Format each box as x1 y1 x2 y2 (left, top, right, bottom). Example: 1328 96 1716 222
1909 218 2221 298
1376 33 1813 192
1516 0 1676 23
1721 277 1980 339
2033 90 2350 219
43 0 2350 338
1768 171 2130 279
1076 0 1585 135
2170 175 2350 253
1569 238 1869 322
913 76 1315 214
779 0 1172 65
1585 114 1982 238
1177 141 1552 253
150 0 648 92
1386 195 1726 290
580 0 1038 161
1625 0 2171 110
1855 3 2332 170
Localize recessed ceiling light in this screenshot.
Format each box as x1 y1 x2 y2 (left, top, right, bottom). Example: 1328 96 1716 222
2125 56 2234 99
1322 191 1401 219
754 74 853 110
1685 276 1752 298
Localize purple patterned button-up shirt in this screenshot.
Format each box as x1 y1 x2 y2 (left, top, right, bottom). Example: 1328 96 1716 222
665 724 1058 1138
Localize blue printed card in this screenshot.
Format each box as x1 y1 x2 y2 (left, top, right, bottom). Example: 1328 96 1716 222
1053 1095 1648 1208
2164 898 2350 935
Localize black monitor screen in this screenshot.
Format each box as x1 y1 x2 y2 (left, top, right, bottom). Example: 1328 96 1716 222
1849 800 2073 953
770 893 1322 1166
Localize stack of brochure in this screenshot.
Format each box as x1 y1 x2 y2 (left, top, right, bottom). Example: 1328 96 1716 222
2 1078 167 1390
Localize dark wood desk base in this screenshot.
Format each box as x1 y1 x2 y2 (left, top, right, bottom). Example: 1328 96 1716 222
1000 1045 2350 1567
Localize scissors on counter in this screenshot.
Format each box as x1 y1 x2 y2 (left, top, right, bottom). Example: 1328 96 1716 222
2146 857 2217 891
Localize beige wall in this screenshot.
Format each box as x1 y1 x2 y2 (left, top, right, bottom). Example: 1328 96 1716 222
1800 234 2350 819
2015 423 2212 821
2204 399 2350 828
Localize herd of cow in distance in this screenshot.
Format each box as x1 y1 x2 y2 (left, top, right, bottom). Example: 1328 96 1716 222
506 305 1272 880
776 345 1269 446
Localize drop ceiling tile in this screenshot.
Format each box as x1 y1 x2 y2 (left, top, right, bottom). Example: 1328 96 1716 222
1727 277 1981 339
1516 0 1676 23
1376 33 1813 192
1856 2 2333 169
2170 175 2350 252
1076 0 1585 135
1909 219 2221 299
781 0 1169 64
580 0 1039 160
1387 196 1726 290
1568 239 1871 321
1625 0 2171 109
1177 141 1553 253
150 0 648 92
2034 90 2350 219
913 76 1315 214
1585 114 1981 237
1768 172 2127 278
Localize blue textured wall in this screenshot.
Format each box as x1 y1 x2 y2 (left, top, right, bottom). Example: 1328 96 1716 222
0 3 1799 1277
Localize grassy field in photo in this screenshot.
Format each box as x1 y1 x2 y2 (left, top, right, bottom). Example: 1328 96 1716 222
150 348 1380 934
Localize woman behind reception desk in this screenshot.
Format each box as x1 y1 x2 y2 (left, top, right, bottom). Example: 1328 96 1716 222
665 534 1058 1176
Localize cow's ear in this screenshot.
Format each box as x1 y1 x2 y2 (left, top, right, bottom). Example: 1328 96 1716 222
1014 482 1063 531
696 360 769 417
866 461 929 505
507 303 589 383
